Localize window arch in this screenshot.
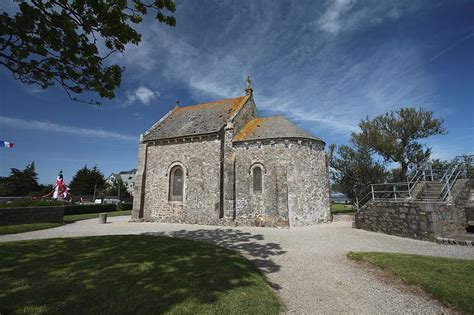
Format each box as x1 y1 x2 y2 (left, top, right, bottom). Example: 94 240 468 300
253 166 263 192
169 165 184 201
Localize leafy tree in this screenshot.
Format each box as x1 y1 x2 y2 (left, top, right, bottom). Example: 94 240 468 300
0 0 176 104
103 177 131 200
329 144 387 203
0 162 40 196
69 165 105 195
352 107 446 180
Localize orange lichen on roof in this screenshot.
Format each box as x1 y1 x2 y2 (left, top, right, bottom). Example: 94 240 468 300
234 118 263 141
228 95 250 117
234 116 283 141
175 96 247 113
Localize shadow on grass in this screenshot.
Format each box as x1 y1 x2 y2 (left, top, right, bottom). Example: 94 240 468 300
143 229 286 276
0 235 282 314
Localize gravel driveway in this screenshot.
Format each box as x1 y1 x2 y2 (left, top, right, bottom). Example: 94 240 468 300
1 216 473 314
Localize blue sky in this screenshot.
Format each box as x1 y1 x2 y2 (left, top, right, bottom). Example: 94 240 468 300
1 0 473 184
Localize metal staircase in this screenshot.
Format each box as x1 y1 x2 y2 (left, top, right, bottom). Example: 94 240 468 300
356 154 474 210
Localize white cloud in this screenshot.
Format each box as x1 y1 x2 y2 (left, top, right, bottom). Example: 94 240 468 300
318 0 356 34
115 1 435 137
126 86 158 105
0 116 137 142
316 1 413 35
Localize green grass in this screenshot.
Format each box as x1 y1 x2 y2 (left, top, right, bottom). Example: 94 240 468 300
64 210 131 223
330 203 355 214
0 199 65 208
0 223 62 235
348 252 474 314
0 235 280 314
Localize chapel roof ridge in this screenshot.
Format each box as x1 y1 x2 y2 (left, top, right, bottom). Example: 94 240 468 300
176 95 248 112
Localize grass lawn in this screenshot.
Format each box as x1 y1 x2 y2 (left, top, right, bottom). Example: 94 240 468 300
330 203 355 214
0 235 281 314
64 210 131 223
348 252 474 314
0 223 62 235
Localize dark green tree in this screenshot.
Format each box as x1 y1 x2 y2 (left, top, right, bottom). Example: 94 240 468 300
0 162 40 196
0 0 176 104
103 177 131 200
69 165 105 195
352 107 446 180
329 144 387 203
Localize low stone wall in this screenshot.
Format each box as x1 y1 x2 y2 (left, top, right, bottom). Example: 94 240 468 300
0 206 64 226
355 201 467 241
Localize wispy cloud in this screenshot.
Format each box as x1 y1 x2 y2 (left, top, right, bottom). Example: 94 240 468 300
115 1 435 136
318 0 357 34
126 86 159 105
316 1 413 35
430 32 474 62
0 116 137 141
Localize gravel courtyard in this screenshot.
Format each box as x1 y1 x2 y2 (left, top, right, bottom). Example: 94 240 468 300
1 216 473 314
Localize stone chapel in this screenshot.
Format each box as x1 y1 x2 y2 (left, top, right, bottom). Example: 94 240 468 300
132 78 330 227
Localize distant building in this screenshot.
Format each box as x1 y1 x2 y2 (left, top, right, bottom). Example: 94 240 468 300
106 169 137 195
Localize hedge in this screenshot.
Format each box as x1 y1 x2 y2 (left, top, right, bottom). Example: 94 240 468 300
0 200 65 209
64 204 117 215
117 203 132 211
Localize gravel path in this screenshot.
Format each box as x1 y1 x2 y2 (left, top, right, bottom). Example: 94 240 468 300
1 216 473 314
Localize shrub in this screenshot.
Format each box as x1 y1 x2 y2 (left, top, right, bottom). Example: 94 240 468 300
64 204 117 215
0 199 65 208
117 203 132 211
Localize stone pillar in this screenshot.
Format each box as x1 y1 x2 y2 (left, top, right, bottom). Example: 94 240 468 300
223 122 236 219
132 137 148 221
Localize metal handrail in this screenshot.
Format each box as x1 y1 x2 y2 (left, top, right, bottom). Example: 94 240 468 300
356 154 474 210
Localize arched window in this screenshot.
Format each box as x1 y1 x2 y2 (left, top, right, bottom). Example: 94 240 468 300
169 166 184 201
253 166 263 192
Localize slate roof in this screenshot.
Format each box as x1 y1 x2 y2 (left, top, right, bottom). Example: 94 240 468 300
233 116 324 143
143 96 249 141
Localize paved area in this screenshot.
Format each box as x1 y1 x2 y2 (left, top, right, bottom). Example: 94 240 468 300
1 216 473 314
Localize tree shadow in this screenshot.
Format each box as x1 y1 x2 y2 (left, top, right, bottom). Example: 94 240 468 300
0 234 284 314
143 228 286 276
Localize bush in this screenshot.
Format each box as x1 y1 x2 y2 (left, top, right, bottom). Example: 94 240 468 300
0 199 65 208
64 204 117 215
117 203 132 211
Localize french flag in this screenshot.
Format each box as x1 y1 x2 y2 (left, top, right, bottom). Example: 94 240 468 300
0 141 14 148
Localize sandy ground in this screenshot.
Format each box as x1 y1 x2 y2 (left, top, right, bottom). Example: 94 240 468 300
1 216 473 314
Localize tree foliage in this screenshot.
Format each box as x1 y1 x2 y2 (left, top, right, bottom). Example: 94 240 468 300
352 107 445 179
329 144 387 203
329 107 446 202
0 0 176 104
0 162 40 196
103 177 131 199
69 165 105 195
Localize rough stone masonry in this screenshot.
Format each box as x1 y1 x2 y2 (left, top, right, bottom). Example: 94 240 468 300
132 79 331 227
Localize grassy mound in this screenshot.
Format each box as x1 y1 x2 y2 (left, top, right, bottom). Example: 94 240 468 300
0 235 280 314
348 252 474 314
0 223 62 235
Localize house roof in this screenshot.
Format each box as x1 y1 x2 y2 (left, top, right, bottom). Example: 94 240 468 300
233 116 324 143
142 96 249 141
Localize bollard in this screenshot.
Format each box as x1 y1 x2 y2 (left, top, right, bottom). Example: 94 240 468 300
99 213 107 224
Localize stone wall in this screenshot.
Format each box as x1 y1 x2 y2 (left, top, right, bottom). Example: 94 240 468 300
355 200 468 240
233 139 330 227
0 206 64 226
141 136 222 225
232 98 257 134
132 142 147 220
